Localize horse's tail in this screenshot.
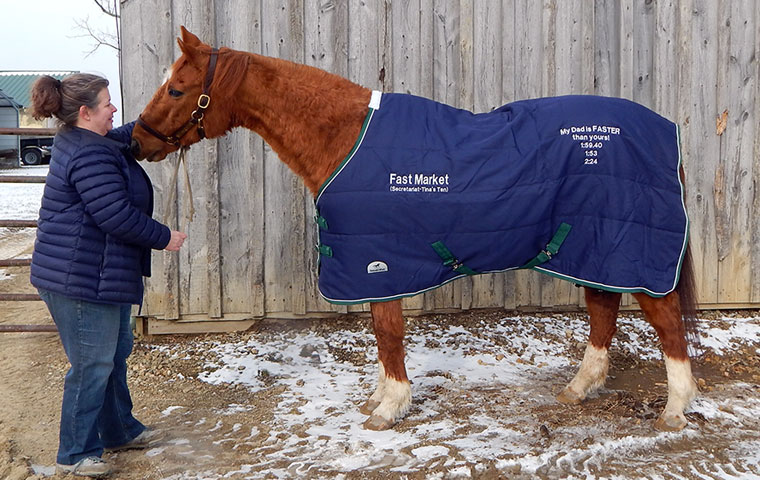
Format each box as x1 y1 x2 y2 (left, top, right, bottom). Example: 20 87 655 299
677 243 700 357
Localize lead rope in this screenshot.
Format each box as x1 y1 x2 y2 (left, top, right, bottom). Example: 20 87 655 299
162 147 195 233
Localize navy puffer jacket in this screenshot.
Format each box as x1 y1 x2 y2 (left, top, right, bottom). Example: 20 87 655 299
30 122 171 305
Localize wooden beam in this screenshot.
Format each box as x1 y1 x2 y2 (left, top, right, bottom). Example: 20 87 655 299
0 325 57 333
0 259 32 267
0 128 56 136
0 220 37 228
0 293 41 301
0 176 46 183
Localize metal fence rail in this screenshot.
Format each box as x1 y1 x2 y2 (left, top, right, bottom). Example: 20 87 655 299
0 129 54 332
0 175 46 183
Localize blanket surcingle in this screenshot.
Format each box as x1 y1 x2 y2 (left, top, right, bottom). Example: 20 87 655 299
315 92 688 305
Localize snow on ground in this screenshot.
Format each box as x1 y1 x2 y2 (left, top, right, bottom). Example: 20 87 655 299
3 165 760 478
151 314 760 479
0 165 47 220
0 166 46 278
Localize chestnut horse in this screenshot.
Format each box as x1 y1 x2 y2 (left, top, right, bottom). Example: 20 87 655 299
132 27 699 432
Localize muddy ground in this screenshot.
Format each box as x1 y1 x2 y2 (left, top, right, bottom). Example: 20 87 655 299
1 229 760 479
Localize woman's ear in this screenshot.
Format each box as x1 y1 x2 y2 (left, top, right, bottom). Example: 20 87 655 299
79 105 90 122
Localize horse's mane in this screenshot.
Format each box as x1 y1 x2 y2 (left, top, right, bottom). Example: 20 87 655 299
210 48 252 101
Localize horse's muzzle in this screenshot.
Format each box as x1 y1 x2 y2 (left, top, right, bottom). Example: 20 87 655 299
130 139 142 159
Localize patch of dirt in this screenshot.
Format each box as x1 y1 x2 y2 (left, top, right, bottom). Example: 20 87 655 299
2 234 760 479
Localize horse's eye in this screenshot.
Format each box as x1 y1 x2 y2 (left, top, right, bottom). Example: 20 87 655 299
168 88 183 98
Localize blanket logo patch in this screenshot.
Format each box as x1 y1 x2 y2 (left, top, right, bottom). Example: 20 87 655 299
389 172 450 193
367 261 389 274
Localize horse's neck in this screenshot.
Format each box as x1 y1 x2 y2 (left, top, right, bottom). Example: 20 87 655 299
234 53 372 195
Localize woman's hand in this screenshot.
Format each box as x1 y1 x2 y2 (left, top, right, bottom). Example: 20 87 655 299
165 230 188 251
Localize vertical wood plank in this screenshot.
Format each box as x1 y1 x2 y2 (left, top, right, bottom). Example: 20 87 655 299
684 0 720 305
169 0 217 317
619 0 633 99
214 0 265 317
424 0 463 311
653 0 678 118
469 0 505 309
261 0 308 316
499 0 517 310
457 0 474 310
594 0 620 97
715 0 756 303
389 0 426 313
304 0 351 314
631 0 655 106
348 0 383 90
752 1 760 303
121 0 174 318
512 0 546 309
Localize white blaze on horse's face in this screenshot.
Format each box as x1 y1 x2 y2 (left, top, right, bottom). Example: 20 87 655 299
162 67 174 86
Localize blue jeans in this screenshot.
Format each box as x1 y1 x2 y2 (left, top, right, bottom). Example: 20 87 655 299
38 289 145 465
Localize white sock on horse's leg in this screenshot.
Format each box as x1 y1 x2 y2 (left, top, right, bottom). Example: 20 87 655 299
655 355 697 431
360 361 387 415
557 343 609 404
363 372 411 431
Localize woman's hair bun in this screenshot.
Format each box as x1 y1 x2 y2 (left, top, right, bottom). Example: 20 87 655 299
30 75 63 120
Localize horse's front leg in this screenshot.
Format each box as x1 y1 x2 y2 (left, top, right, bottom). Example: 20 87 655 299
633 292 697 431
362 299 411 430
557 288 621 404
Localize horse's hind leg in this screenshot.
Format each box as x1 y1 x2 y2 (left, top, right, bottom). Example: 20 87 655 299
362 300 411 430
633 292 697 431
557 288 621 404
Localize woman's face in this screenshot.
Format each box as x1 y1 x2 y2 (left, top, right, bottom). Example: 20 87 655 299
79 87 117 135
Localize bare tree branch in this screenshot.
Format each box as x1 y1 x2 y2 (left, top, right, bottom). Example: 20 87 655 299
93 0 118 18
72 17 119 57
72 1 121 58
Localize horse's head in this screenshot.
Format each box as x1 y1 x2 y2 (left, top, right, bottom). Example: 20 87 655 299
132 26 244 162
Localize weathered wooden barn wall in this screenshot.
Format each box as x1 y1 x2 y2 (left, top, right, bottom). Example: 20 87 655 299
120 0 760 331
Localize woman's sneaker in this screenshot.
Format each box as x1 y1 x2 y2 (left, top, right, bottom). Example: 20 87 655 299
105 428 164 452
56 456 112 477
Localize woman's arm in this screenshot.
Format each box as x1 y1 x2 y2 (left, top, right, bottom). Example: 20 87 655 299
105 121 136 145
69 144 172 249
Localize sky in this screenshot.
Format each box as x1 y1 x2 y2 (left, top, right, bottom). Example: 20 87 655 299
0 0 123 124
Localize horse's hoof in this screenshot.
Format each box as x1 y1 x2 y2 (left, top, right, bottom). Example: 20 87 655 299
363 414 394 431
654 413 687 431
359 400 380 416
556 387 583 405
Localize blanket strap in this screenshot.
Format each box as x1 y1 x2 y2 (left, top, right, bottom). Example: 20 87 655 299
431 241 478 275
317 244 333 257
521 222 573 269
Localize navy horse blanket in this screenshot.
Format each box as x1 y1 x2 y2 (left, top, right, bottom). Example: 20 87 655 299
315 93 688 304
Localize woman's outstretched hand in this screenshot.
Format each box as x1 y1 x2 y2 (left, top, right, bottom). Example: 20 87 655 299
165 230 188 251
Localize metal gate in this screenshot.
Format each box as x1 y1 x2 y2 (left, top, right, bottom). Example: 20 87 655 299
0 127 56 332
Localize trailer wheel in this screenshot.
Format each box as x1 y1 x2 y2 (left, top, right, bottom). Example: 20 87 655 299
21 148 42 165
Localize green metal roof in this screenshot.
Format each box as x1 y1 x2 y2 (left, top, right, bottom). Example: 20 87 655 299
0 71 76 108
0 88 21 108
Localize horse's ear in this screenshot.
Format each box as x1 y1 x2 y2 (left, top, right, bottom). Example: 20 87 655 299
180 26 202 48
178 26 208 65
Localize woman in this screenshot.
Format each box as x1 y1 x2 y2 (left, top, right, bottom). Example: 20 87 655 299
29 73 187 478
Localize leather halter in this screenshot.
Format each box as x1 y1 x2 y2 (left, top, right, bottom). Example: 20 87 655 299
137 48 219 147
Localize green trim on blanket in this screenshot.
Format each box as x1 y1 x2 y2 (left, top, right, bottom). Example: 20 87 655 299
316 107 376 201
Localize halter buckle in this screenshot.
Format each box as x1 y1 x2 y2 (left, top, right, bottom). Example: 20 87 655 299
197 94 211 109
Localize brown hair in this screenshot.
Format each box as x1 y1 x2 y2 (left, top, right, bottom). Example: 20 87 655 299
30 73 109 127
